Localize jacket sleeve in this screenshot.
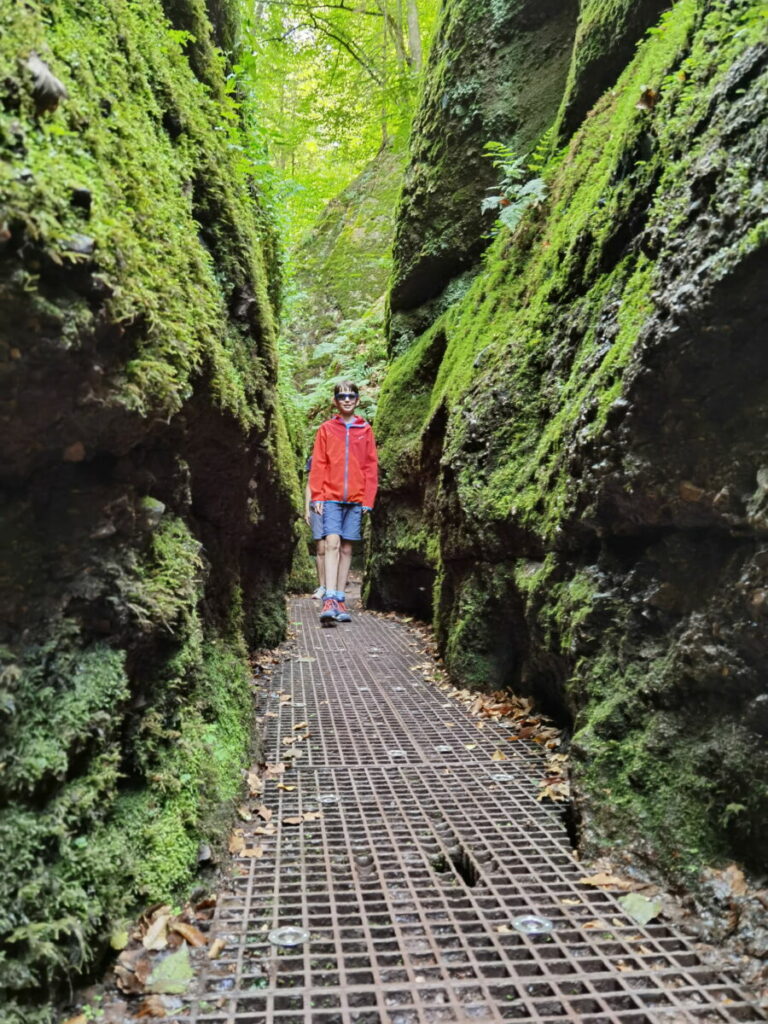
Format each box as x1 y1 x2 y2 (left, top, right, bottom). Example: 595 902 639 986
308 425 327 501
362 427 379 508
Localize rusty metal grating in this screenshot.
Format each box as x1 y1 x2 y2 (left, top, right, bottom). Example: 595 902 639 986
174 597 764 1024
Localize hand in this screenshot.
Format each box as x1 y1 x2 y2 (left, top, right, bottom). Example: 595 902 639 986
304 510 311 525
312 501 324 514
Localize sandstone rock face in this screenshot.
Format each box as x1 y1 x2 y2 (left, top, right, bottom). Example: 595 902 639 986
0 1 298 1014
369 0 768 908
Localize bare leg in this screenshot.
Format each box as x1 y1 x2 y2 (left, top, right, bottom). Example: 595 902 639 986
338 540 353 595
315 538 326 587
324 533 341 594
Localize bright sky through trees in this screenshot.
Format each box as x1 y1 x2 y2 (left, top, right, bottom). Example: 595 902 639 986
237 0 441 243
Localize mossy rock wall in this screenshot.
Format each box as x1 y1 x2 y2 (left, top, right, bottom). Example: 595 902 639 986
370 0 768 910
387 0 579 352
287 139 408 355
0 0 300 1015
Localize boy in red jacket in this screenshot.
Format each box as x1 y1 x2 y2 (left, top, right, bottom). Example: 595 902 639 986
309 381 378 624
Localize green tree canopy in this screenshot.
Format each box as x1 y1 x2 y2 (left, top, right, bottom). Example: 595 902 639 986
237 0 441 243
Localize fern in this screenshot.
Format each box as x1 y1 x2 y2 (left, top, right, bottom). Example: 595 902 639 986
481 140 548 234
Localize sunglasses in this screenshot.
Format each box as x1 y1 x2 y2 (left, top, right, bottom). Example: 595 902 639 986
336 392 358 401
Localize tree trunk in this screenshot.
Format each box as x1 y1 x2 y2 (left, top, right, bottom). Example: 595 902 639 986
406 0 422 73
376 0 410 69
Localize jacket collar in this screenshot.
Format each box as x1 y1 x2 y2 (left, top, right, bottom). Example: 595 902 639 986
333 415 366 428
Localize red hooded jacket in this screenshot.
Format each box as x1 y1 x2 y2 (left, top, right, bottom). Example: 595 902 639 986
309 415 378 508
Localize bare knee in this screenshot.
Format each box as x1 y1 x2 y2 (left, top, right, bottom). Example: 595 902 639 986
325 534 341 553
317 539 326 556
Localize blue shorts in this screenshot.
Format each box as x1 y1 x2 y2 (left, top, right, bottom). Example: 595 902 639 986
310 510 325 541
322 501 363 542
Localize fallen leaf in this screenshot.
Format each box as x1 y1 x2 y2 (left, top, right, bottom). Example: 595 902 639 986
283 736 296 745
243 846 264 858
135 995 169 1018
635 86 659 111
228 832 245 855
283 815 304 825
583 919 614 931
279 694 292 704
491 750 507 762
303 810 323 821
247 771 263 796
170 921 208 947
61 1016 87 1024
464 744 477 750
560 898 582 906
716 863 748 898
254 824 277 836
113 964 140 994
443 722 455 728
142 913 171 951
237 804 252 821
496 924 513 934
293 721 308 731
277 783 296 791
579 872 633 891
208 937 227 960
147 944 193 995
256 805 273 822
618 892 663 925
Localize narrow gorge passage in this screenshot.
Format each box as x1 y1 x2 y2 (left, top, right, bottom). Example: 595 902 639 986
161 591 764 1024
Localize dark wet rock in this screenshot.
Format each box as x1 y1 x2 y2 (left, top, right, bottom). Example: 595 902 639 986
71 186 93 212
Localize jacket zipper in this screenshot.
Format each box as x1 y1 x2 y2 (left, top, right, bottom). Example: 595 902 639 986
343 422 350 501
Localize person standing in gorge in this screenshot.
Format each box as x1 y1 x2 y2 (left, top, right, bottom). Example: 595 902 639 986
309 381 378 625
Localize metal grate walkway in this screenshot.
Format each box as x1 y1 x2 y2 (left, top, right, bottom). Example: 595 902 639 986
176 594 764 1024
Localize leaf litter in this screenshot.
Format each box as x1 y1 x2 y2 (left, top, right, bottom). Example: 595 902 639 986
395 616 571 804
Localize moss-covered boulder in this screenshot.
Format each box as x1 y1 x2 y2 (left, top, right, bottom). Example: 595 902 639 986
388 0 578 351
0 0 300 1016
370 0 768 919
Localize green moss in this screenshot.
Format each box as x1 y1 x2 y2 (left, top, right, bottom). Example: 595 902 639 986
0 0 277 428
572 644 768 878
0 614 254 999
2 642 128 794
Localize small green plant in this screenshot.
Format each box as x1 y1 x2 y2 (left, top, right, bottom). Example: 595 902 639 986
481 141 548 232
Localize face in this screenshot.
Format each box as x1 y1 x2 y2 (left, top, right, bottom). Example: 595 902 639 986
334 390 359 414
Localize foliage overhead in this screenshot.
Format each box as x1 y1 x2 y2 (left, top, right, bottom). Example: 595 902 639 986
236 0 440 244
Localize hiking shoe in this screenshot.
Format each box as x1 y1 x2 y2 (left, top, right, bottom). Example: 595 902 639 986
335 600 351 623
320 597 339 625
312 586 326 600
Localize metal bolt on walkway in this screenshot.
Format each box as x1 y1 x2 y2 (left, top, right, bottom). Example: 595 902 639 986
176 595 765 1024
